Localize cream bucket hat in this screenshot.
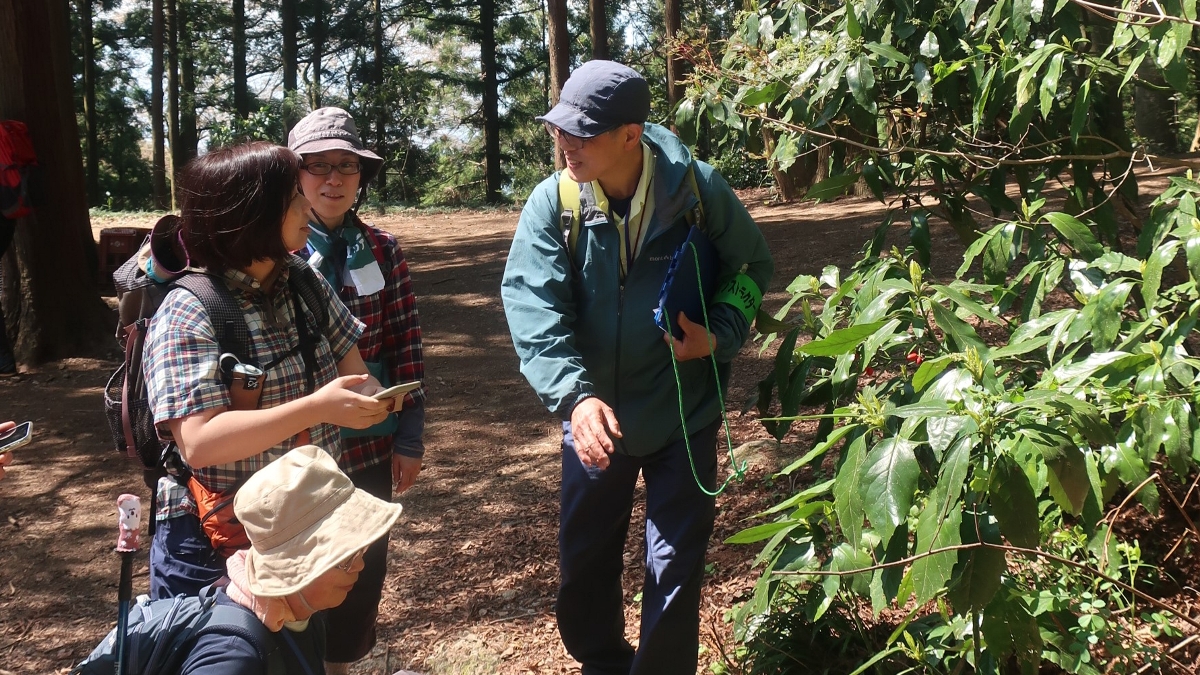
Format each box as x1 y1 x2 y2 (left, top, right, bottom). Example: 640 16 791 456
234 444 403 597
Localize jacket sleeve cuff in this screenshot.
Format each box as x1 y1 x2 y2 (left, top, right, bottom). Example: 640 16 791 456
707 303 751 363
559 389 596 421
391 401 426 458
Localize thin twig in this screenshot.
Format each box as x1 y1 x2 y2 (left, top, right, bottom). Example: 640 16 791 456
1102 473 1161 569
1158 476 1200 540
1135 635 1200 674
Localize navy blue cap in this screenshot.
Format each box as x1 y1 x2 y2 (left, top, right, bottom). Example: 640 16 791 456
537 60 650 138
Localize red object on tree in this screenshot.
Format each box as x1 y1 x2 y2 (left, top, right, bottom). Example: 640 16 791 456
906 351 924 366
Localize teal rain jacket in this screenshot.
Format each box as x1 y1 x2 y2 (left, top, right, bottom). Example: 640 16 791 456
501 123 774 456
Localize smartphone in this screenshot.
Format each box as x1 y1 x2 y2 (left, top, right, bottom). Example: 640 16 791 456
372 381 422 401
0 422 33 453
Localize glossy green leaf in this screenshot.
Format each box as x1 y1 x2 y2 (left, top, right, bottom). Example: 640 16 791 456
1143 240 1181 310
1043 442 1090 515
1186 232 1200 284
1013 0 1032 39
983 592 1043 675
777 425 857 476
845 3 861 38
846 54 877 113
1071 80 1091 144
1044 213 1103 260
864 42 909 64
834 434 869 550
798 321 886 357
805 173 860 201
1087 280 1133 351
948 512 1005 612
983 222 1016 284
989 454 1040 548
919 32 940 59
860 437 920 547
912 356 953 392
914 60 933 104
934 285 1001 326
930 301 988 355
725 520 797 545
910 211 931 267
911 504 963 606
1039 53 1063 119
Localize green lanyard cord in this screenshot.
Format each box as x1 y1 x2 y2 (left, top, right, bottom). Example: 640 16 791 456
663 240 748 497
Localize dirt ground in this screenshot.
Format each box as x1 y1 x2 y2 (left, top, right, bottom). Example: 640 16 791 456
0 173 1187 674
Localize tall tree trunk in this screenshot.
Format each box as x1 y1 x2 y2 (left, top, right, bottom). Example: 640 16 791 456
310 0 324 109
78 0 99 205
178 0 198 165
589 0 608 60
152 0 167 208
547 0 569 169
166 0 180 207
664 0 686 126
281 0 298 131
480 0 501 203
233 0 249 119
0 0 113 363
373 0 387 200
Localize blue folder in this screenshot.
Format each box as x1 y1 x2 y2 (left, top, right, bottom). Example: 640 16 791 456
655 226 719 340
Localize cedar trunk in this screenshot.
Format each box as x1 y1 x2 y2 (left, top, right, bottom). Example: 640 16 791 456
589 0 608 60
178 0 198 165
151 0 167 208
663 0 686 126
282 0 298 131
79 0 99 205
0 0 114 364
547 0 569 170
233 0 249 118
311 0 325 109
480 0 502 203
166 0 180 207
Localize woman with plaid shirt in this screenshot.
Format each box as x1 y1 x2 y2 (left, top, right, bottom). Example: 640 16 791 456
143 143 394 609
288 108 427 674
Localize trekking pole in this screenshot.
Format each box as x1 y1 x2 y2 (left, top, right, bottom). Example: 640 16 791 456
113 494 142 675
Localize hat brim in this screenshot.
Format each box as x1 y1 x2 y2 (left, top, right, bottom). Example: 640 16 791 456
245 488 402 597
294 139 384 185
536 101 615 139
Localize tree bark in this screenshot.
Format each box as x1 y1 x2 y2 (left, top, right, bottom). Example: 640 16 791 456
78 0 99 205
233 0 249 118
547 0 569 169
1134 61 1178 154
166 0 180 207
151 0 167 208
178 0 198 165
373 0 387 199
589 0 608 60
0 0 113 364
664 0 686 126
480 0 502 203
281 0 298 132
310 0 324 109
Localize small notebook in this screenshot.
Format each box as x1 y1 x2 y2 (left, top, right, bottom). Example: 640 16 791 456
655 226 719 340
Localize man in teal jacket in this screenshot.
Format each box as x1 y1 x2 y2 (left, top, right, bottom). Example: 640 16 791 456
501 60 773 675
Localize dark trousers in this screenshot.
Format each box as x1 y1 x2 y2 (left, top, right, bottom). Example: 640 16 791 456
325 459 393 663
149 512 225 600
557 419 718 675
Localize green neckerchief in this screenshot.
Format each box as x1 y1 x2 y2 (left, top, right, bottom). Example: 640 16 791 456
305 218 385 297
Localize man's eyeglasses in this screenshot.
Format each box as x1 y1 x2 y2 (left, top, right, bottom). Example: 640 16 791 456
334 546 368 572
544 122 613 151
303 161 362 176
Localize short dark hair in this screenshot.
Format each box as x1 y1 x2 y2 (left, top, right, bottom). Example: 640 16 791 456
178 142 300 272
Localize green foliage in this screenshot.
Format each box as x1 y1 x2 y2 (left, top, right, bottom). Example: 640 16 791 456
730 160 1200 669
681 0 1195 226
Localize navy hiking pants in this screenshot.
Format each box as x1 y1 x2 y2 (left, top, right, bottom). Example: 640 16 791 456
558 419 718 675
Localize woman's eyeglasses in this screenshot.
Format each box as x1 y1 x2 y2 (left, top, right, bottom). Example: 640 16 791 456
334 546 368 572
303 161 362 176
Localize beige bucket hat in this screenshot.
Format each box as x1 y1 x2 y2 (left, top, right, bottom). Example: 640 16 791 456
234 444 403 597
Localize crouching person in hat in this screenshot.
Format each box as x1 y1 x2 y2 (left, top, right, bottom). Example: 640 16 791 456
179 444 403 674
288 108 428 674
501 61 772 674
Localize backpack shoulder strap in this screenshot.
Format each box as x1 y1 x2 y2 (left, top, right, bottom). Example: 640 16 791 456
171 273 253 365
556 171 582 255
201 603 285 675
287 254 329 331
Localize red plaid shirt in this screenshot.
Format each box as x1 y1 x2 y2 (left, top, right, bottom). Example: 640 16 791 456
332 216 426 474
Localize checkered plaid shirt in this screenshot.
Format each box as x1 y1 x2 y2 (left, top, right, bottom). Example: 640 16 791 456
334 218 427 474
143 259 364 495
